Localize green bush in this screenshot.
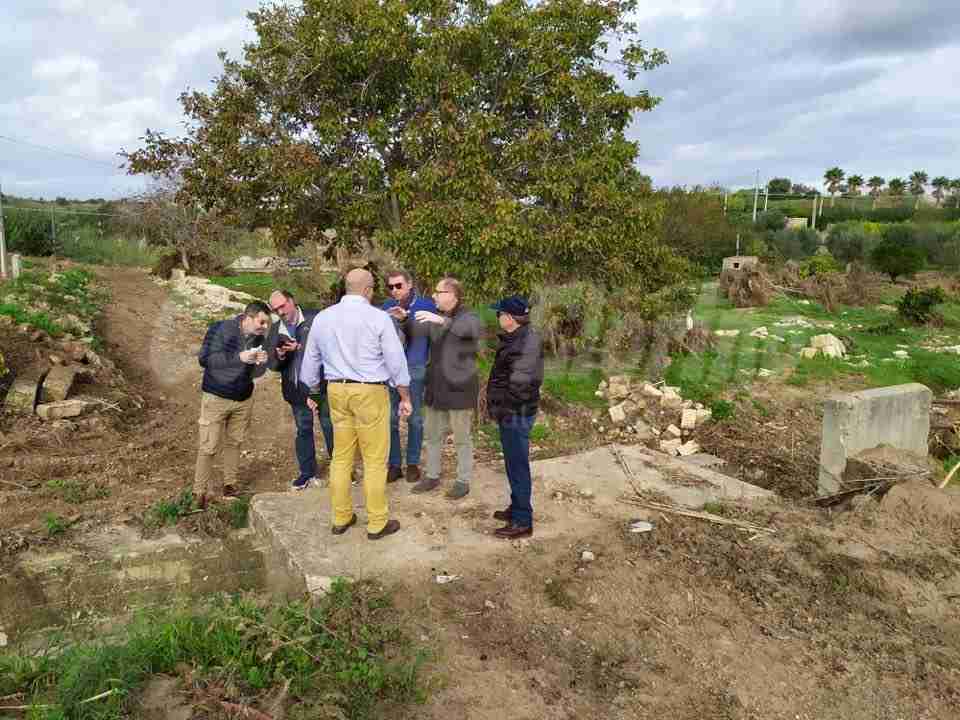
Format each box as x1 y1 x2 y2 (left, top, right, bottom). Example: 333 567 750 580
5 207 55 255
770 227 819 260
799 253 842 278
871 236 925 281
897 286 946 324
826 220 882 263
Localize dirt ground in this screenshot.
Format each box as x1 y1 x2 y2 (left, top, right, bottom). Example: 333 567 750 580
2 267 959 719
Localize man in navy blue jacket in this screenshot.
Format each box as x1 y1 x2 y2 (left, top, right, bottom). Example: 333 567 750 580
266 289 336 490
194 301 272 508
381 270 437 484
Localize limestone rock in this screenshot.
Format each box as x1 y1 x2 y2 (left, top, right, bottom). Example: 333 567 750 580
666 424 682 438
5 364 49 414
681 408 697 430
800 347 819 359
677 440 701 456
43 365 77 402
660 390 683 409
608 403 627 425
749 326 769 338
641 382 663 398
660 438 682 454
810 333 846 358
36 400 94 420
633 421 654 440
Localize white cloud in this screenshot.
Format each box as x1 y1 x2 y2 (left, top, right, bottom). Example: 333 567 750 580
173 18 250 58
56 0 140 32
33 55 99 79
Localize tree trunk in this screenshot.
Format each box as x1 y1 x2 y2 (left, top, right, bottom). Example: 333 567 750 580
180 246 191 273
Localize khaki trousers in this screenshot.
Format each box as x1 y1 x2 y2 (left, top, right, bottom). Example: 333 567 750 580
193 392 253 497
424 406 473 486
327 383 390 533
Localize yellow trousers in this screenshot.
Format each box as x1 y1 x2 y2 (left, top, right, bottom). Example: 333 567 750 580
327 383 390 533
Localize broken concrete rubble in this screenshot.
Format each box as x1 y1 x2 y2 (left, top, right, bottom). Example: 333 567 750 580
43 365 77 402
36 399 95 420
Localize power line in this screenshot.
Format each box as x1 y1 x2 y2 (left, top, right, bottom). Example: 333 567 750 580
0 134 123 170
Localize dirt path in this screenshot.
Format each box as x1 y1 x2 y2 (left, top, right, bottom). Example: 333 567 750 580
1 266 300 541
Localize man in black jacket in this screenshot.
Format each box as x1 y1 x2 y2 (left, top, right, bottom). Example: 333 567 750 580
266 290 334 491
485 296 544 539
194 301 272 508
412 276 483 499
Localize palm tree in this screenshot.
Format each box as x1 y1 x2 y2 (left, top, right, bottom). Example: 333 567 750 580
847 174 864 195
824 167 845 206
950 178 960 209
888 178 906 200
909 170 928 208
868 176 885 209
931 176 950 206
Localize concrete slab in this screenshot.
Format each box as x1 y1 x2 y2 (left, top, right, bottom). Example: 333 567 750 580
250 445 774 590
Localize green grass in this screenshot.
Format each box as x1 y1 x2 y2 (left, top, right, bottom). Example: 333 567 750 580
144 490 197 528
207 271 338 306
542 367 606 408
45 479 110 504
0 580 427 719
43 513 68 537
60 229 162 266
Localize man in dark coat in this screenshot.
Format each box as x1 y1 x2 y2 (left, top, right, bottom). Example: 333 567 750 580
266 289 334 490
411 276 483 499
194 301 272 508
485 296 544 539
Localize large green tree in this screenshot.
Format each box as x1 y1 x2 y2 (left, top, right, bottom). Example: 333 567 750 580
931 176 950 206
888 178 906 198
823 167 844 205
124 0 692 311
909 170 928 208
766 177 791 194
846 174 864 196
867 176 884 209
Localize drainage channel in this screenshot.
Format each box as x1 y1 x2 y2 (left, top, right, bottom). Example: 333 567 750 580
0 524 304 650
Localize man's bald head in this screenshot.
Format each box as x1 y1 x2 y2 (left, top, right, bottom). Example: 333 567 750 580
345 268 374 296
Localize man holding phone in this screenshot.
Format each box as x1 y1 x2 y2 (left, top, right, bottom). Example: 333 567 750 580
266 289 333 491
194 301 272 509
380 270 437 485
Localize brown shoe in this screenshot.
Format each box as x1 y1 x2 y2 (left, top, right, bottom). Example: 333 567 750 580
332 514 358 535
405 465 421 484
387 466 404 483
411 476 440 494
494 523 533 540
368 519 401 540
492 508 512 522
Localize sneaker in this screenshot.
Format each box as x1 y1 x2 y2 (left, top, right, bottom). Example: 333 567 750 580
445 482 470 500
411 476 441 494
368 519 401 540
332 513 358 535
387 466 404 483
291 477 313 491
405 465 421 484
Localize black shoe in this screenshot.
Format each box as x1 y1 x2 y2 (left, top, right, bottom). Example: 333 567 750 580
492 508 512 522
411 477 440 494
331 514 357 535
387 465 404 483
494 523 533 540
368 519 401 540
405 465 421 484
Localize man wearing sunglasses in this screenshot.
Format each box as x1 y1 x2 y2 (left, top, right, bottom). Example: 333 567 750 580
265 289 334 491
380 269 437 485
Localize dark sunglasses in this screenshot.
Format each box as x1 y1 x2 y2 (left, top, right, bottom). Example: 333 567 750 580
388 282 404 290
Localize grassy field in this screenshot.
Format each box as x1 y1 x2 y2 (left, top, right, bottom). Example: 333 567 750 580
666 284 960 401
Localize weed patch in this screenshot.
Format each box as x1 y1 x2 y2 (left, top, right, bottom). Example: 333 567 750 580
544 578 577 610
145 490 196 528
45 479 109 504
43 513 68 537
0 581 427 719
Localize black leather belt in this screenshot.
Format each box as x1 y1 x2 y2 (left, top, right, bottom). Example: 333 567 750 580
328 379 387 385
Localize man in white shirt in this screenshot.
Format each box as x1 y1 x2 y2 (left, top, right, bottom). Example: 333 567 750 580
301 269 412 540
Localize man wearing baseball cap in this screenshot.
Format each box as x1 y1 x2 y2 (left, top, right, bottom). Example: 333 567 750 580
485 295 544 539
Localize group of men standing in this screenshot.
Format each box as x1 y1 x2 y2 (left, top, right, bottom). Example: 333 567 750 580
192 267 544 542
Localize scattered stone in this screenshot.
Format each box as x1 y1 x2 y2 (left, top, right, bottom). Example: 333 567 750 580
581 550 596 563
579 488 595 499
893 350 909 359
749 326 769 338
5 364 49 414
435 574 461 584
43 365 77 402
666 424 682 438
660 390 683 410
677 440 701 456
877 304 896 312
608 403 627 425
694 408 713 426
808 333 846 359
660 438 683 454
757 368 773 378
714 329 740 337
628 519 655 534
606 375 632 401
632 420 654 440
681 409 697 430
305 575 336 596
171 268 187 281
484 599 497 610
640 382 663 398
36 399 94 420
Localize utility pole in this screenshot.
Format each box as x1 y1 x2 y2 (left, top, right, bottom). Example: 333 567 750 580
763 187 769 212
736 233 741 255
751 170 760 222
0 182 6 279
723 192 727 215
50 205 57 257
810 193 817 231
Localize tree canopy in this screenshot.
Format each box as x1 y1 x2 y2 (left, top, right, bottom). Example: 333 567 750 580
125 0 692 309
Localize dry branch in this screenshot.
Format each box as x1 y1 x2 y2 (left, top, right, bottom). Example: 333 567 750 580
617 496 776 535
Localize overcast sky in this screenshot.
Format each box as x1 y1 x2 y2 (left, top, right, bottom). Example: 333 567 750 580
2 0 959 200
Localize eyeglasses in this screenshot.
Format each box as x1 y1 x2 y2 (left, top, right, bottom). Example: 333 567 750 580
388 282 404 290
434 289 453 295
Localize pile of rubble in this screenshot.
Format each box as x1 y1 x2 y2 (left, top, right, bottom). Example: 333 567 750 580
161 269 260 316
596 375 712 457
799 333 846 359
1 320 122 421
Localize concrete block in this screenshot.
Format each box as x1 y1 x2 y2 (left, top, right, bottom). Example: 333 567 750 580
666 424 682 438
4 364 49 414
641 382 662 398
36 400 94 420
43 365 77 402
819 383 932 494
677 440 700 457
608 403 627 425
681 409 697 430
660 438 682 454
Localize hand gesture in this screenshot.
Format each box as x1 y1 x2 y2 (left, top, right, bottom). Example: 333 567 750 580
306 397 318 412
415 310 446 325
239 349 259 364
388 307 408 320
398 398 413 418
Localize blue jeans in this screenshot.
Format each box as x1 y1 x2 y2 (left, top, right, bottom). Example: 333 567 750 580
498 414 536 528
291 398 334 482
389 365 426 467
